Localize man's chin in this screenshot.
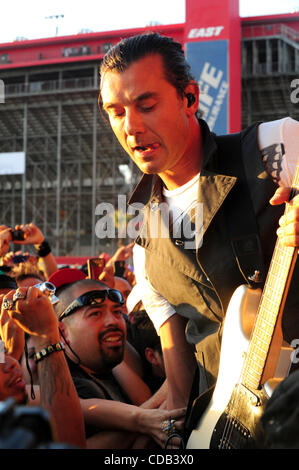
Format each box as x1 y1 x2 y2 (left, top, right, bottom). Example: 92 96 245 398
102 348 124 369
15 391 29 405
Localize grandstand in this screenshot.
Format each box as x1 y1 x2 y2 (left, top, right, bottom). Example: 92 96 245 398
241 13 299 126
0 5 298 257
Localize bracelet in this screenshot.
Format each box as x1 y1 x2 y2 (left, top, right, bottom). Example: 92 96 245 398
34 342 65 363
35 239 51 258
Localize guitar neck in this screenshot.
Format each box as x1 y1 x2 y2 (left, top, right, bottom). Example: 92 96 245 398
241 167 299 390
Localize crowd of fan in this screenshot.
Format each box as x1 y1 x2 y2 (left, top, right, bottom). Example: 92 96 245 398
0 223 185 449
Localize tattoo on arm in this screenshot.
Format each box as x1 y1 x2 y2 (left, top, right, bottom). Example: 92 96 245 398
37 353 72 408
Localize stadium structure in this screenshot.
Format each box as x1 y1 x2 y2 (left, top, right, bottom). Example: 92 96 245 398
0 0 298 258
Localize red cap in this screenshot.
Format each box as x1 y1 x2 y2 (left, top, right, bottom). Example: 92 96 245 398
48 268 86 290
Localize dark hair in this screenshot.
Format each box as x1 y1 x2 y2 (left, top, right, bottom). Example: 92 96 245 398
129 309 162 355
0 273 17 290
100 32 194 98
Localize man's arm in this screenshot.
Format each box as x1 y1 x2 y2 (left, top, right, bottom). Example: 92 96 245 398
133 243 196 410
3 286 86 448
159 313 197 410
32 332 86 448
86 429 139 449
12 223 58 278
112 360 152 405
80 397 185 448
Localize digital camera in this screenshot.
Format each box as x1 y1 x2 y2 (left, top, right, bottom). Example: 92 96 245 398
34 282 59 305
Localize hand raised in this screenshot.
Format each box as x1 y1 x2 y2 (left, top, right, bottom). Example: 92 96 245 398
270 187 299 247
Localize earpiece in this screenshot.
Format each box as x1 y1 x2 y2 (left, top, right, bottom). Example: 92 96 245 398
186 93 196 107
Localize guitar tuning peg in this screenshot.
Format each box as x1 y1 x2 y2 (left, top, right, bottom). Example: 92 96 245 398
248 270 262 284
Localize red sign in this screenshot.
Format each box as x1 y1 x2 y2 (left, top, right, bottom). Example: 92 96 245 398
185 0 241 133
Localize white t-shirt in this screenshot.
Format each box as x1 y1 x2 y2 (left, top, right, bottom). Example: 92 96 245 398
132 117 299 333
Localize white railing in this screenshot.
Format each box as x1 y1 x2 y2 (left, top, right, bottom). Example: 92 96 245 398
4 76 97 96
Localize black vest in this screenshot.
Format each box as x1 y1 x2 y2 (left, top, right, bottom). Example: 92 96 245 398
129 120 297 394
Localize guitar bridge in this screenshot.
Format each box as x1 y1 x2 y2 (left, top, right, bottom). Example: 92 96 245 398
209 383 268 449
210 413 254 449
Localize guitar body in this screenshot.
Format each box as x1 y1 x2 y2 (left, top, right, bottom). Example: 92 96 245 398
187 285 269 449
187 167 298 449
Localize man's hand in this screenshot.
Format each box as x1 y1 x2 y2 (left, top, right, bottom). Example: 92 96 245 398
136 407 186 448
0 227 12 257
13 223 45 246
2 286 59 341
270 187 299 247
98 265 115 288
106 242 134 268
0 293 25 360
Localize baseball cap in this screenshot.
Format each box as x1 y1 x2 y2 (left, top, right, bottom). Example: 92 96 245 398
48 267 86 290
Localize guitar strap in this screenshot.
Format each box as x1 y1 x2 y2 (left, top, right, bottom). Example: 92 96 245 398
184 125 267 443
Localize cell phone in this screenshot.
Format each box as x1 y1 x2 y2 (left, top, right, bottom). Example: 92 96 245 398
114 260 125 278
87 258 105 280
10 228 25 242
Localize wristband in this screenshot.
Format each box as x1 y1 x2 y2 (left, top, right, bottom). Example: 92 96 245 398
35 239 51 257
34 342 65 363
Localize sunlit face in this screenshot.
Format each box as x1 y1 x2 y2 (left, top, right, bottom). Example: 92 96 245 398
61 283 127 374
0 353 28 404
101 54 192 178
113 277 132 315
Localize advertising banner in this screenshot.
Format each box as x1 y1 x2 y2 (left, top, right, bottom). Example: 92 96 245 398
185 0 241 134
186 40 229 134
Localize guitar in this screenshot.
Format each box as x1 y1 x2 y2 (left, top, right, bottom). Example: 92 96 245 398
187 167 299 449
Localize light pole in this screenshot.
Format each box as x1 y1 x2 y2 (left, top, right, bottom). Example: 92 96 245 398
45 14 64 36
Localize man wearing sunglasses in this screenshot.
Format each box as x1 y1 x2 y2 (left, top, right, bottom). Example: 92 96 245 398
57 280 127 378
55 278 186 449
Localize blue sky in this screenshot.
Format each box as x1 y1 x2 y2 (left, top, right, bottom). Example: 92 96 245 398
0 0 298 43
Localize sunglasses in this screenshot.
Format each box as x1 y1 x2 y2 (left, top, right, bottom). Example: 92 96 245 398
59 289 124 321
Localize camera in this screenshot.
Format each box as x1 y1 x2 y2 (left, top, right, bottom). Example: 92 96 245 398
114 260 126 277
12 254 29 264
0 398 53 449
10 228 25 242
34 282 59 305
0 398 76 449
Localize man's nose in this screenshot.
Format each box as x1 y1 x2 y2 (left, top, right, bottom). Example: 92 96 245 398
124 108 145 136
102 308 119 325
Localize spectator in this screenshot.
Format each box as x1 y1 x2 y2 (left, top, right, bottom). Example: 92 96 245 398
10 260 45 288
0 223 57 280
0 273 23 361
0 350 28 405
54 277 185 448
129 308 165 394
0 285 86 448
113 276 132 314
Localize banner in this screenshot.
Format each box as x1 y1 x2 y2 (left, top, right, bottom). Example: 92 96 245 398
186 40 229 134
185 0 241 134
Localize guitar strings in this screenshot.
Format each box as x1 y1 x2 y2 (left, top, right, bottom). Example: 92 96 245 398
219 240 290 448
219 167 299 449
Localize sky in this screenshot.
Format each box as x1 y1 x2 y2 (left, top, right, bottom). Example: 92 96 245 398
0 0 299 44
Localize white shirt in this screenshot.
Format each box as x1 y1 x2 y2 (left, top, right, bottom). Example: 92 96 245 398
132 118 299 333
